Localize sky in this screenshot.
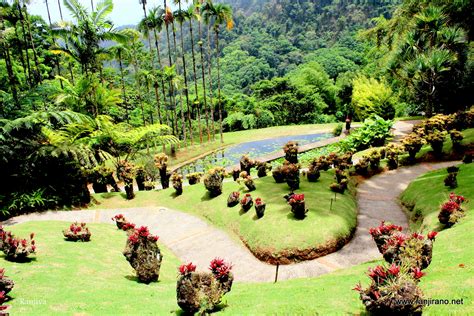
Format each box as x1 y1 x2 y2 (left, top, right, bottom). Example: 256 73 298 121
27 0 182 27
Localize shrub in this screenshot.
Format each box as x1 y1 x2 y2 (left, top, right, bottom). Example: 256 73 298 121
186 172 203 185
135 167 146 191
353 264 424 314
425 130 447 157
369 221 403 253
0 269 14 295
385 144 403 170
154 153 170 189
237 172 256 191
330 179 348 193
0 291 8 313
444 172 458 188
339 116 393 152
176 259 233 314
255 198 266 218
1 230 36 261
382 232 435 270
288 193 308 219
463 153 473 163
306 160 321 182
203 168 225 197
227 192 240 207
123 226 162 283
272 165 286 183
354 157 370 176
117 160 136 200
402 133 426 162
367 150 381 170
240 194 253 212
255 161 272 178
89 165 117 193
171 173 183 195
314 155 331 171
239 155 255 175
63 222 91 242
438 193 466 226
450 130 464 151
231 168 240 181
283 141 299 164
333 123 343 137
281 162 301 191
112 214 127 230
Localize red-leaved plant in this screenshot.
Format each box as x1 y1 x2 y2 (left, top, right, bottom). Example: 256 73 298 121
438 193 466 226
0 269 14 295
0 291 8 313
240 193 253 212
1 230 36 261
288 194 308 219
209 258 233 281
369 221 403 253
227 191 240 207
255 198 266 218
63 222 91 242
353 263 424 314
112 214 127 230
178 262 197 276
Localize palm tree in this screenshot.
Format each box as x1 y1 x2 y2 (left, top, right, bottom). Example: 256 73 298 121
203 1 233 143
0 13 20 108
174 3 194 145
44 0 52 25
163 4 178 136
109 43 131 122
138 0 155 65
21 1 43 83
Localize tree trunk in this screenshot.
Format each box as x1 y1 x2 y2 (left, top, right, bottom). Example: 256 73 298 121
3 45 20 109
215 29 224 143
22 5 42 84
207 24 216 141
189 18 203 144
118 50 129 123
17 3 33 87
172 22 186 146
198 18 211 142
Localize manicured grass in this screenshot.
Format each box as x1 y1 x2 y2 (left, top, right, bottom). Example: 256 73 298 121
400 163 474 315
1 222 182 314
91 171 357 258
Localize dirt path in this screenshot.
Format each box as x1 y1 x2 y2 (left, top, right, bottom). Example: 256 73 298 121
2 161 457 283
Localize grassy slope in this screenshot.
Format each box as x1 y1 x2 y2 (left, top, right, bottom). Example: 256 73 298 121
400 163 474 314
91 171 357 256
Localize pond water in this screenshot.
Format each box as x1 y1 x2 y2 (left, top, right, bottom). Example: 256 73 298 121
176 132 332 175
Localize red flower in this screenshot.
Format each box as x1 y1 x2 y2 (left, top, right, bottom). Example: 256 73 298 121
411 232 424 240
387 263 400 277
122 223 136 231
427 231 438 240
412 267 425 279
178 262 196 275
209 257 233 280
255 198 264 206
128 234 139 245
368 265 387 283
137 226 150 238
441 201 460 213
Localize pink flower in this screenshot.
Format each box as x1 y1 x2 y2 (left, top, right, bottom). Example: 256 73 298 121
427 231 438 240
387 263 400 277
412 267 425 280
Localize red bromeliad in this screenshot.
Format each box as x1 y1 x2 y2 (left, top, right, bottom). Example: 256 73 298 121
178 262 197 275
449 193 466 204
427 231 438 240
255 198 264 206
441 201 460 213
209 258 233 280
412 267 425 280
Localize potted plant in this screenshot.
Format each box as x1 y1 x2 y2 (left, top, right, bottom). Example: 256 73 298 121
63 222 91 242
239 155 255 175
186 172 203 185
330 179 348 193
171 173 184 195
256 161 272 178
368 150 381 170
227 191 240 207
272 165 286 183
117 160 136 200
255 198 266 218
288 193 308 219
283 141 299 164
154 153 170 189
240 194 253 212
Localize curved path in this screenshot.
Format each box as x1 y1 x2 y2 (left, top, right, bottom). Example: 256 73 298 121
1 161 457 283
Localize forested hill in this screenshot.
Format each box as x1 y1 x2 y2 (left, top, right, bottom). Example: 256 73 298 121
211 0 400 95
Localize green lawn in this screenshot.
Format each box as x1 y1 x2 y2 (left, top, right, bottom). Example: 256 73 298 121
91 171 357 261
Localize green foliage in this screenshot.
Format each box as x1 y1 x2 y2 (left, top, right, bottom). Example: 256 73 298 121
351 76 396 121
339 116 393 152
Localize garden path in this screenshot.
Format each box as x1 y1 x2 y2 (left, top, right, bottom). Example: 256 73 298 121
2 161 458 283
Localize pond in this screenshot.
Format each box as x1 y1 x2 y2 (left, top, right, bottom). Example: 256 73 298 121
176 132 332 175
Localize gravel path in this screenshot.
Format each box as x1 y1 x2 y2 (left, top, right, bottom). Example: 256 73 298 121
1 161 458 283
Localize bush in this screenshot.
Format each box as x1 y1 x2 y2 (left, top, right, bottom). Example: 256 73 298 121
425 130 447 157
282 162 301 191
444 172 458 188
112 214 127 230
367 149 381 170
283 141 299 164
117 160 136 200
333 123 343 137
123 226 162 283
154 153 170 189
354 157 369 176
353 264 424 315
0 269 14 295
306 159 321 182
256 109 275 128
402 133 426 162
288 193 308 219
203 168 225 197
255 161 272 178
385 144 403 170
352 76 396 121
176 259 233 314
63 222 91 242
239 155 255 175
272 165 285 183
0 229 36 261
186 172 203 185
171 173 183 195
227 192 240 207
450 130 464 151
240 194 253 212
339 116 393 152
255 198 266 218
438 193 466 226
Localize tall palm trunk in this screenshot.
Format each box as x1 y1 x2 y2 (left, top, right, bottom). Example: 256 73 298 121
22 4 42 84
207 23 216 141
172 21 187 146
16 3 32 87
57 0 75 84
178 3 193 145
90 0 94 11
215 28 224 143
117 50 129 123
13 25 28 84
164 2 177 136
153 28 168 126
45 0 63 88
197 11 211 142
1 20 20 109
189 14 203 144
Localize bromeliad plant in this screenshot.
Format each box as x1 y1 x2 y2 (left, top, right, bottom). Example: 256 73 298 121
240 194 253 212
272 165 286 183
0 269 14 295
186 172 203 185
176 259 233 314
369 221 403 253
282 162 301 191
171 173 184 195
123 226 162 284
256 161 272 178
353 263 425 315
227 192 240 207
255 198 266 218
1 230 36 261
438 193 466 226
63 222 91 242
203 168 225 197
112 214 127 230
154 153 170 189
239 155 255 175
288 193 308 219
117 160 136 200
283 141 299 164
